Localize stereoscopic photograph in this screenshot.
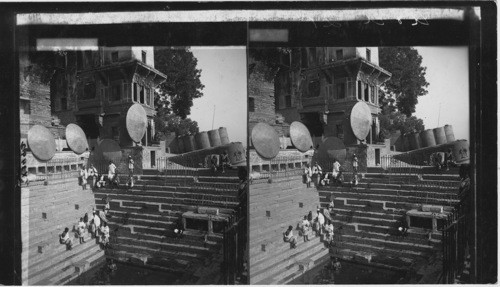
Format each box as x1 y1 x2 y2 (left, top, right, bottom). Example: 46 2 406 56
0 3 495 287
18 25 248 285
246 11 489 282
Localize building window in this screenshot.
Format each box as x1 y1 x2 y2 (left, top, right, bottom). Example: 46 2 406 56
111 52 118 62
370 85 375 103
139 86 144 103
249 97 255 112
20 100 30 114
307 80 320 98
285 95 292 108
111 83 121 101
325 84 334 99
336 82 346 99
366 48 371 62
145 87 151 106
364 83 369 102
357 81 362 100
336 49 343 60
82 82 96 100
133 83 138 102
141 51 147 63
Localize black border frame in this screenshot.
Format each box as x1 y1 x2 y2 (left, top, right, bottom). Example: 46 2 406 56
0 2 496 285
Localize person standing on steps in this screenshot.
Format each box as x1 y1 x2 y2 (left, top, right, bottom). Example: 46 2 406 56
127 155 134 187
92 211 101 240
283 225 298 249
77 217 86 243
100 221 110 248
303 163 312 188
301 215 311 242
316 208 325 236
352 154 359 186
87 164 98 188
312 162 323 187
79 166 88 190
331 159 343 185
107 161 117 186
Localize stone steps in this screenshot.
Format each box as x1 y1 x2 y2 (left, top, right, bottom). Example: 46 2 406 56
263 247 329 285
26 232 94 273
112 243 208 266
106 249 190 274
112 226 223 245
93 190 239 205
322 189 458 207
334 224 442 247
250 231 322 266
115 236 214 256
28 237 103 284
251 237 327 283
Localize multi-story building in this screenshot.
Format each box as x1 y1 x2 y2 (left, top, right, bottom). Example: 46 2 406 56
20 46 168 169
51 47 167 149
274 47 391 145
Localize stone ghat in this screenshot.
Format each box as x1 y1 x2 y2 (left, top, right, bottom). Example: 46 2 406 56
249 177 329 285
21 177 105 285
320 172 461 281
93 169 241 285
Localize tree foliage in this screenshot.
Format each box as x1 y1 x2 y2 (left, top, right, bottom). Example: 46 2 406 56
154 111 199 139
154 47 204 119
248 48 291 81
379 111 425 139
379 47 429 117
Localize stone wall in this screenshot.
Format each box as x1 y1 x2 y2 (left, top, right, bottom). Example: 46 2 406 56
249 66 276 125
248 176 329 284
21 176 104 285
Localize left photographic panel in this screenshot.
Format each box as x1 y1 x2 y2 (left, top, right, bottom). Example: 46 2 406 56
17 15 248 285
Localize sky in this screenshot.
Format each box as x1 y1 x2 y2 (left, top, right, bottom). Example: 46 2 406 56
188 47 247 145
413 46 470 142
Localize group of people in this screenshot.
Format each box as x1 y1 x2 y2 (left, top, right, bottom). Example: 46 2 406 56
78 156 135 189
59 201 112 251
207 150 231 173
283 195 337 249
303 154 360 188
303 159 346 188
430 148 455 171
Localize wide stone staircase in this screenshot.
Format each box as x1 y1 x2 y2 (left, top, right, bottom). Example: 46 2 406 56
21 176 105 285
320 168 461 282
92 168 241 284
249 176 330 285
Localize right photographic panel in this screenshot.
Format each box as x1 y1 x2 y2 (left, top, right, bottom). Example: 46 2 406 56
247 35 474 284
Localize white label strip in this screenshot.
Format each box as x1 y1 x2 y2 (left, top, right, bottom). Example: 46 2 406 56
17 8 465 26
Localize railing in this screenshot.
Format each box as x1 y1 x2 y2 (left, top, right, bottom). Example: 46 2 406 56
90 156 126 176
156 156 198 176
381 154 424 177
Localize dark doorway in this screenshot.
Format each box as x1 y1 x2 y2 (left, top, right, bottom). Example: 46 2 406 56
301 112 323 137
375 149 381 166
150 150 156 168
77 114 100 139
